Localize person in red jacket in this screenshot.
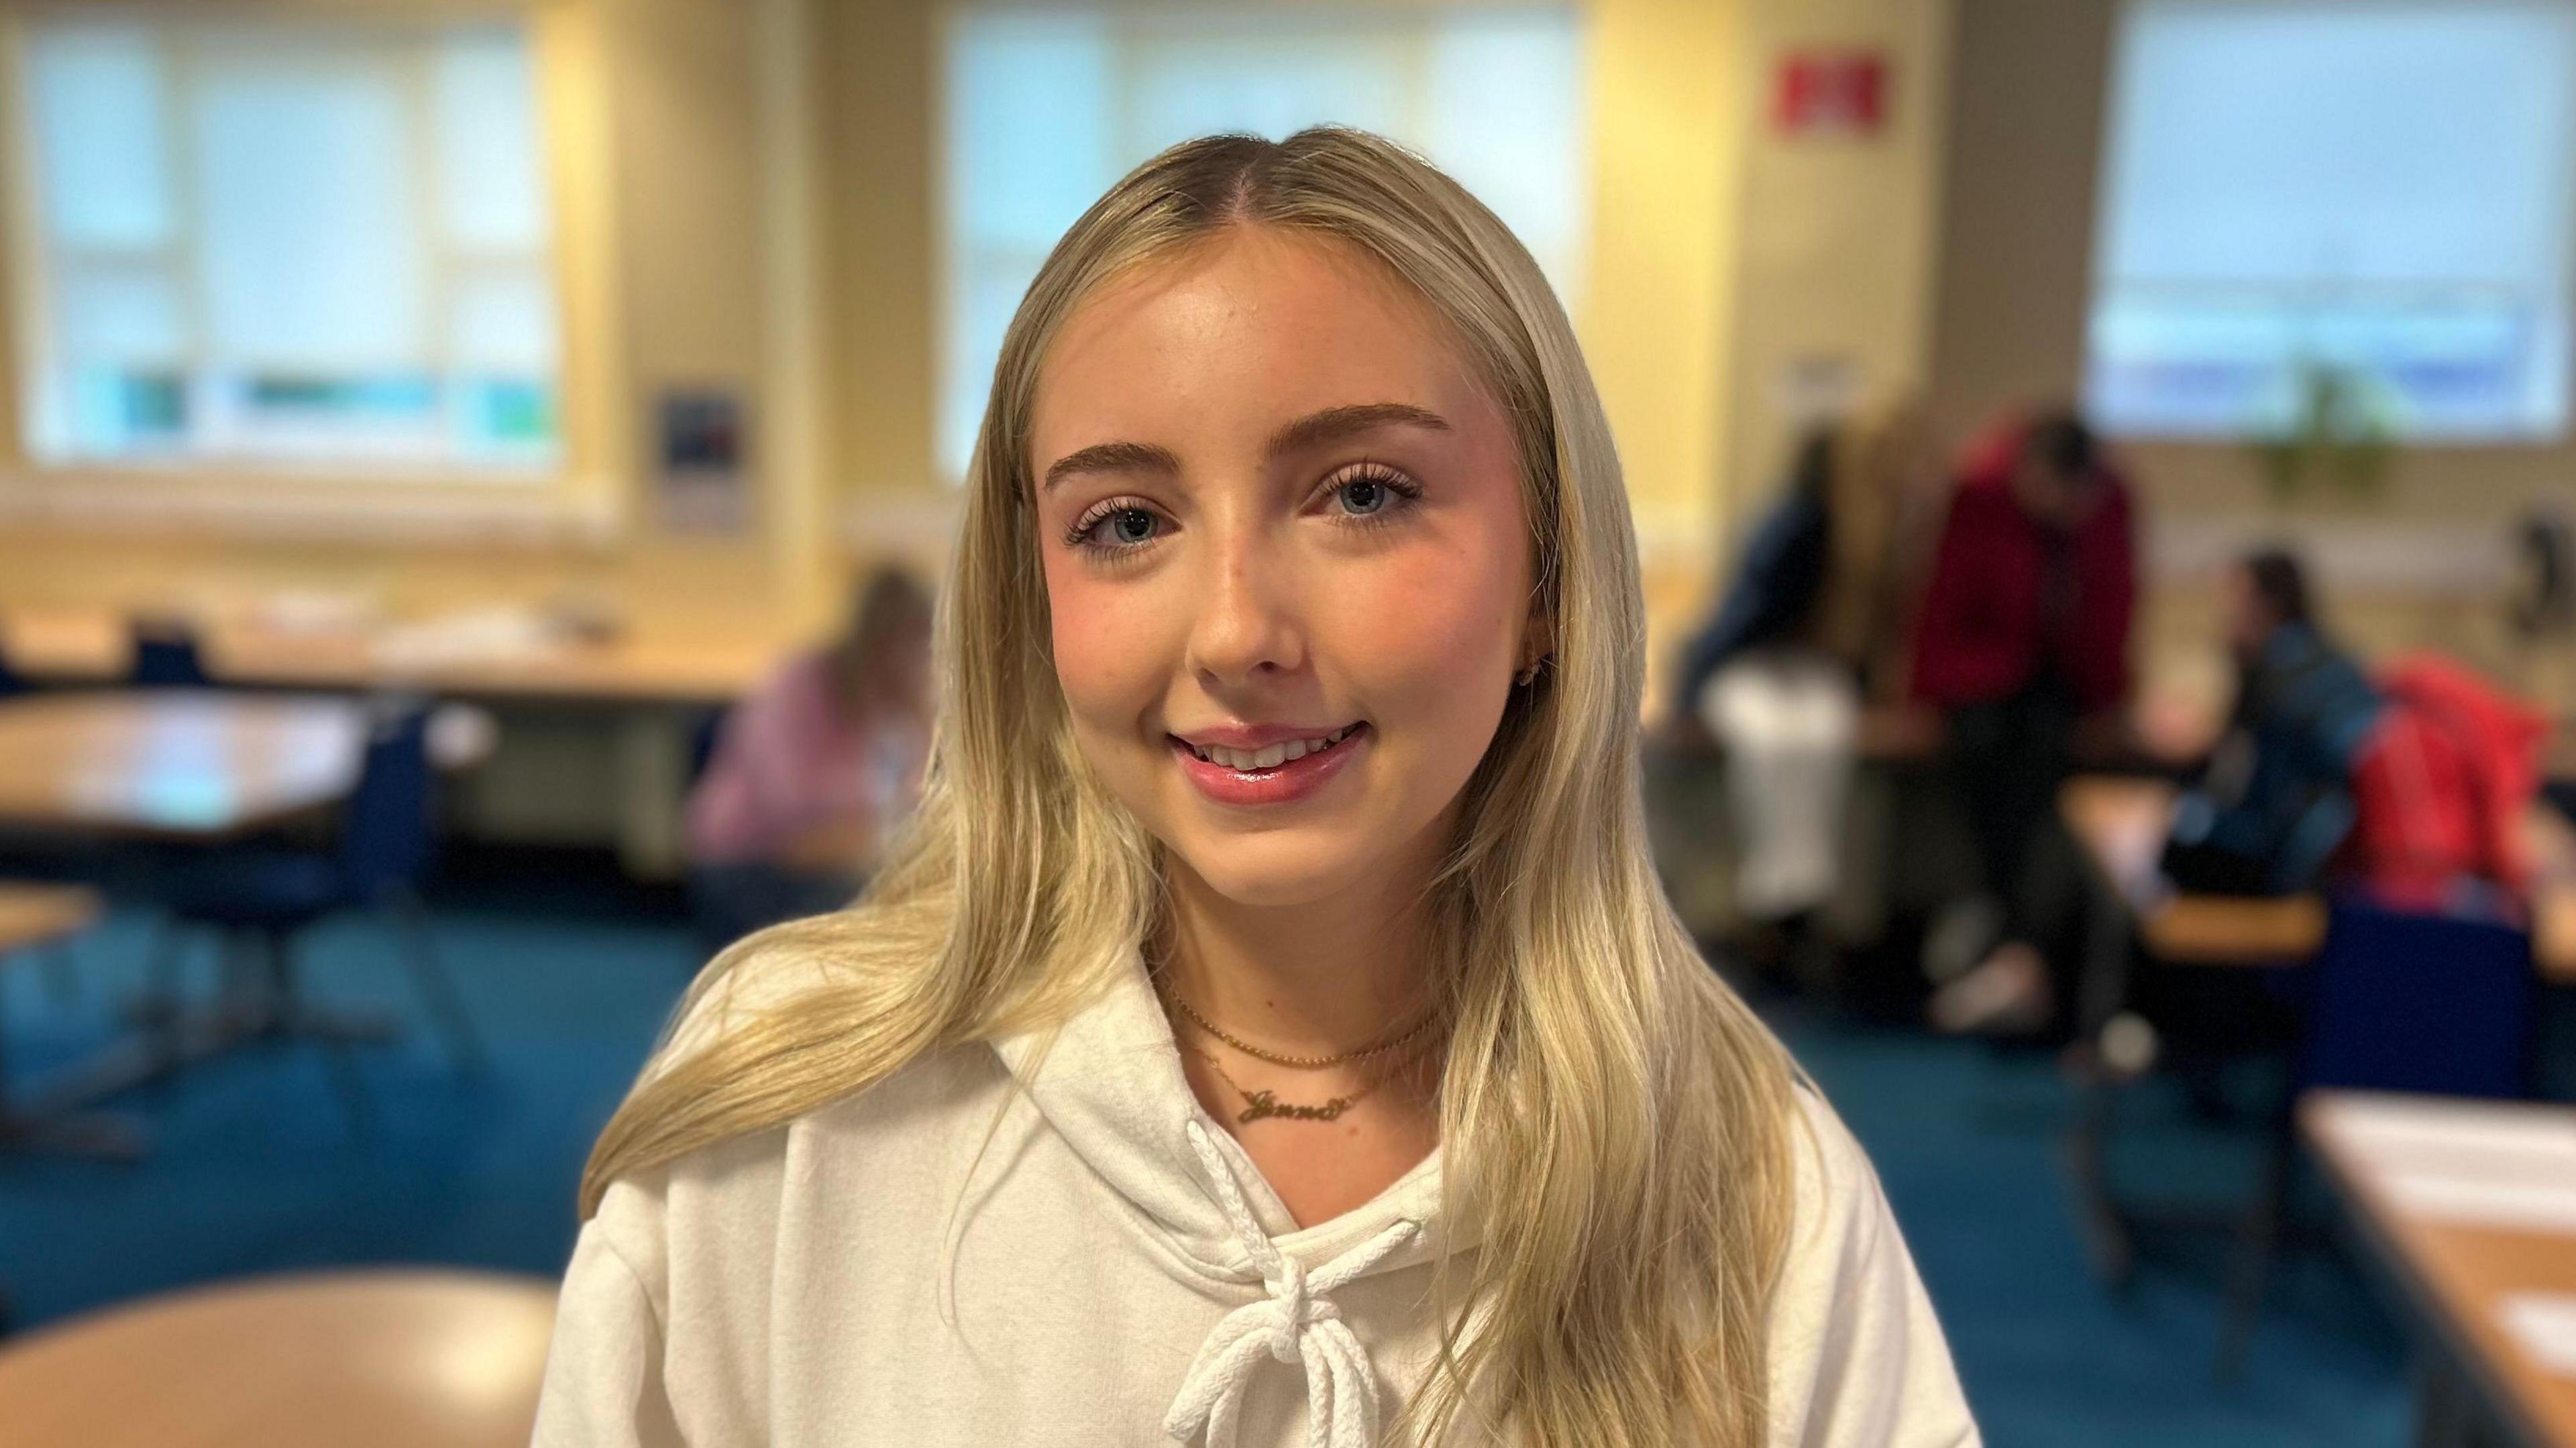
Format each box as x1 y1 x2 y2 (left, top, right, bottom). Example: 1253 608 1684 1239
1916 410 2138 1036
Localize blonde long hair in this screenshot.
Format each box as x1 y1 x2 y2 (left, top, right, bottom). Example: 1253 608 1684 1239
584 128 1796 1448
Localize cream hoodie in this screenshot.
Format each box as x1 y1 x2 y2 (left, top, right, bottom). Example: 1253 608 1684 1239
533 953 1980 1447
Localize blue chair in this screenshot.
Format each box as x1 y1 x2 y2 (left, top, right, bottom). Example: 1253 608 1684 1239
128 620 211 688
687 703 730 787
146 698 486 1127
2298 897 2536 1099
2218 896 2538 1373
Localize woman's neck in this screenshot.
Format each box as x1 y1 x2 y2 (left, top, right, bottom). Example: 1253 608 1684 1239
1156 852 1440 1059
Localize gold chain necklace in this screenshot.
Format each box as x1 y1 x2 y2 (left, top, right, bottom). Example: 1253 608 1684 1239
1163 987 1439 1069
1194 1048 1383 1124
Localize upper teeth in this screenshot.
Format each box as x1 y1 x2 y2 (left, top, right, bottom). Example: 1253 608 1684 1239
1193 724 1357 771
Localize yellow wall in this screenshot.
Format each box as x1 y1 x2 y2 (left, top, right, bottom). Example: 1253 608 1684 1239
1625 0 1956 702
1582 0 1752 560
1718 0 1953 525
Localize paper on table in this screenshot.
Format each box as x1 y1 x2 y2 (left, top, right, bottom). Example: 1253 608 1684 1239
2500 1293 2576 1377
2386 1174 2576 1236
2326 1097 2576 1235
2330 1097 2576 1170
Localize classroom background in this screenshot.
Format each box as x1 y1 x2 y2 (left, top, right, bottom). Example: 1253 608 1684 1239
2 1 2574 1445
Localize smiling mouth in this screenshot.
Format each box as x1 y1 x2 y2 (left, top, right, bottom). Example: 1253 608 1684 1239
1171 722 1366 773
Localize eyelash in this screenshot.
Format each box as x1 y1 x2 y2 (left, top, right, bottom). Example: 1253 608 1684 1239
1060 497 1158 555
1060 463 1425 558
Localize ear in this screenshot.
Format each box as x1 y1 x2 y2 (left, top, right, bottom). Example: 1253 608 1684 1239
1518 600 1554 673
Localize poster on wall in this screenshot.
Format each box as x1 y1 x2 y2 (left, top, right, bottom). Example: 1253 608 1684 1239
655 386 753 535
1774 51 1886 137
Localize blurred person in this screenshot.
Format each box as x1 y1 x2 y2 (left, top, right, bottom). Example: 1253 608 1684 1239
683 565 934 949
1663 400 1942 935
1915 410 2137 1037
539 131 1974 1448
2344 653 2548 913
2162 549 2383 897
2164 549 2546 911
2114 553 2546 1081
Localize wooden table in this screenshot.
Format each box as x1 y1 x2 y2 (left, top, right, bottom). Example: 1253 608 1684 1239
2304 1092 2576 1448
0 693 376 1140
0 883 98 955
0 1269 557 1448
5 606 790 877
5 605 775 707
2061 776 2576 983
2057 776 2576 1287
0 692 366 840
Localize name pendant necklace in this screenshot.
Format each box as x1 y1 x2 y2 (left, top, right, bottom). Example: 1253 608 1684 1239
1162 986 1440 1124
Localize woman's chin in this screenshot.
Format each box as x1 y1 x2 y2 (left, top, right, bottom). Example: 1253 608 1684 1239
1163 836 1375 911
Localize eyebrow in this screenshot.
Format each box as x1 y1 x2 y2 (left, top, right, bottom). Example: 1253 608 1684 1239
1040 440 1182 494
1038 402 1451 494
1265 401 1451 457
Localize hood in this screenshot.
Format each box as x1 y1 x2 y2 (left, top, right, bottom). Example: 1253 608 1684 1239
989 950 1456 1448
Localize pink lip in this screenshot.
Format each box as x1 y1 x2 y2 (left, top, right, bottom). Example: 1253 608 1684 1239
1171 724 1369 807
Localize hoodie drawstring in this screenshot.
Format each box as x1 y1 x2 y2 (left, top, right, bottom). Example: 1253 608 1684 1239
1164 1119 1420 1448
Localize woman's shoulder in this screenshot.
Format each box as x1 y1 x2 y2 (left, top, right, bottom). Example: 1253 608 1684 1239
1766 1084 1980 1445
1770 1083 1892 1296
607 944 1017 1215
584 1027 1011 1315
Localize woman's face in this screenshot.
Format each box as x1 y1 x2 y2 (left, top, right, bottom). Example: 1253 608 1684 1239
1030 227 1542 910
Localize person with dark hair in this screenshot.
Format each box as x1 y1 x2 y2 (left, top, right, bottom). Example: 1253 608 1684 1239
1663 400 1941 930
1915 408 2137 1036
2161 549 2383 896
1668 429 1838 718
684 563 935 948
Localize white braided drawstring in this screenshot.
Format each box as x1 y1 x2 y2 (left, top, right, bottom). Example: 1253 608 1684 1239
1163 1119 1419 1448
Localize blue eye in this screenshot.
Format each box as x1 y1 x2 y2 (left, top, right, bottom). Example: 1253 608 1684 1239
1105 508 1158 544
1065 499 1167 554
1322 465 1422 526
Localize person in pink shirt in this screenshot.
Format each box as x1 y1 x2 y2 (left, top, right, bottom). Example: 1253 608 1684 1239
686 566 934 947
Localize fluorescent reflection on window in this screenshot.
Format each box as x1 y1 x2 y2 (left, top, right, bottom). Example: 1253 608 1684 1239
19 18 565 471
940 4 1586 480
2086 0 2576 441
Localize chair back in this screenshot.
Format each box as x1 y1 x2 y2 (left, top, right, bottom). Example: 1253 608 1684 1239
2298 897 2538 1100
686 703 730 787
342 701 437 895
129 622 211 687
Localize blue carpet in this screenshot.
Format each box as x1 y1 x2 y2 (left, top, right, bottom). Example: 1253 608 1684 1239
1772 1003 2414 1447
7 875 2546 1445
0 879 696 1327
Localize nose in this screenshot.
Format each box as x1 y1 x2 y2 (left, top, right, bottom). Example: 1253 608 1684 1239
1186 516 1307 689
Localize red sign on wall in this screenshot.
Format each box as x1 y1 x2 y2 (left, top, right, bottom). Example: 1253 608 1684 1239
1774 52 1886 136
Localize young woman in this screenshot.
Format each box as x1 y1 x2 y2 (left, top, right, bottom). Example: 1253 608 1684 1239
684 564 935 948
536 129 1974 1448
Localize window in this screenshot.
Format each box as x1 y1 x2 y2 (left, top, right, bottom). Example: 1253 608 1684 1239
941 3 1585 479
2086 0 2576 441
14 15 565 473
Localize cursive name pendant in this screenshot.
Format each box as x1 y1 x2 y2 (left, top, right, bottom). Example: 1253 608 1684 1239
1197 1048 1380 1125
1233 1088 1360 1124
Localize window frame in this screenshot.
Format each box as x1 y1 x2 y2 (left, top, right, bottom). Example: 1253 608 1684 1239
2081 0 2576 447
930 1 1590 485
0 0 629 542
